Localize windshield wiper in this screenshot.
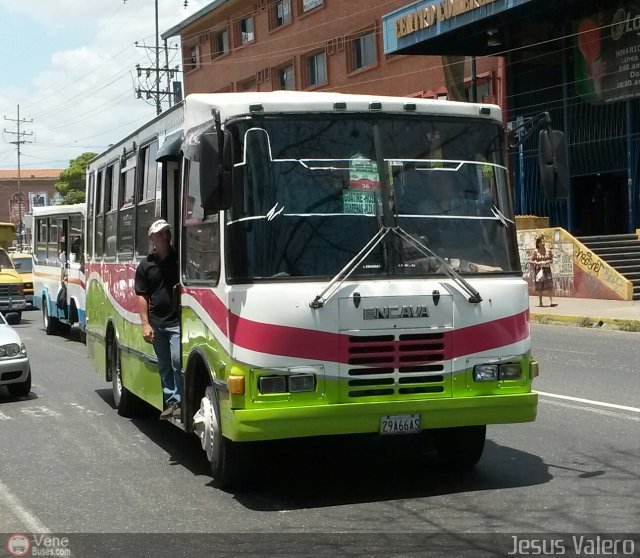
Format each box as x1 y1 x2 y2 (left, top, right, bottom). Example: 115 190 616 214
393 227 482 304
309 225 482 309
309 227 391 309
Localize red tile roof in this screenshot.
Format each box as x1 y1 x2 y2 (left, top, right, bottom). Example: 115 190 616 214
0 169 63 180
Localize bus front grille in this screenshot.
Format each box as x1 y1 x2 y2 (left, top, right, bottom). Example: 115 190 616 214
340 332 452 401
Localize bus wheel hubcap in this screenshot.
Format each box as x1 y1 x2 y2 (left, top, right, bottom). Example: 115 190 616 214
193 387 217 462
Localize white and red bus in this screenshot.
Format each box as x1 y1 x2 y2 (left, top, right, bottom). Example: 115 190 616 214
86 92 540 487
32 204 86 337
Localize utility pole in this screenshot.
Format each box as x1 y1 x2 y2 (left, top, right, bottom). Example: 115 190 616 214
125 0 186 115
3 105 33 250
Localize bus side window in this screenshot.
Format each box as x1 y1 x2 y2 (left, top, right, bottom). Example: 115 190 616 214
136 141 159 257
69 215 83 266
47 219 60 265
183 159 220 284
104 160 120 259
36 219 47 262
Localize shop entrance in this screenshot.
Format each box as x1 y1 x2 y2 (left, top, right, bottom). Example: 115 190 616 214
572 173 628 236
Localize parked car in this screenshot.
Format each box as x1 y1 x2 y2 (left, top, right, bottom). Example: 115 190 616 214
0 311 30 397
0 248 26 323
9 252 34 306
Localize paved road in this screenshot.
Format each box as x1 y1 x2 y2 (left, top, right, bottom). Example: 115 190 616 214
0 314 638 555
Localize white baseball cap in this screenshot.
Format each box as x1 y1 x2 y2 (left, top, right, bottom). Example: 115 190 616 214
148 219 171 236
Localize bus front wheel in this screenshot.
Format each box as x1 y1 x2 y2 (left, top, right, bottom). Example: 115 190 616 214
432 425 486 469
43 303 58 335
194 386 245 489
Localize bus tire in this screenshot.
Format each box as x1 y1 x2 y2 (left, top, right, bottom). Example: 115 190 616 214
7 370 31 397
432 425 486 469
194 386 246 489
109 336 141 417
58 322 72 335
43 302 58 335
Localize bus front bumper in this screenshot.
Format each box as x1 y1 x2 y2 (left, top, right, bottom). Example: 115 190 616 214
223 392 538 442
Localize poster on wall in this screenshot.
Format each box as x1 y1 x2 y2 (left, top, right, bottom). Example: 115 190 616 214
575 3 640 104
29 191 48 212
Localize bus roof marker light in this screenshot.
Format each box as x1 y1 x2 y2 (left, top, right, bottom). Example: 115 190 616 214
334 102 347 111
249 103 264 113
479 107 491 115
369 102 382 111
404 103 417 112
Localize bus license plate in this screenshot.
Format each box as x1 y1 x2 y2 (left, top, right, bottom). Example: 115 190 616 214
380 414 421 435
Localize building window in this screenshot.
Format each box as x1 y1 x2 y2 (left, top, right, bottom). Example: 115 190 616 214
238 15 254 45
350 31 376 72
275 64 295 90
187 44 200 70
466 80 492 102
305 51 327 87
271 0 291 29
238 77 257 92
213 28 229 57
301 0 323 13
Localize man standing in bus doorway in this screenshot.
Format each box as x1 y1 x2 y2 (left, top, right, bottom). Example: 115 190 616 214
135 219 182 420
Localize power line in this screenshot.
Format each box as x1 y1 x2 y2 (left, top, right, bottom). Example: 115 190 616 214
3 105 34 249
126 0 187 115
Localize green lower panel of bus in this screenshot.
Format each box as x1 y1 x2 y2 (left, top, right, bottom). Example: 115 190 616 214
222 391 538 442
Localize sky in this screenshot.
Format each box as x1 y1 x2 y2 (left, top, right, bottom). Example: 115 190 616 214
0 0 205 170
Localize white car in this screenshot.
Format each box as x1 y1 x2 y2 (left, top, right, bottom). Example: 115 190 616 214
0 312 30 397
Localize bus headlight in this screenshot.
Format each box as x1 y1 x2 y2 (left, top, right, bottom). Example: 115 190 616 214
473 364 498 382
289 373 316 393
498 363 522 380
259 375 287 394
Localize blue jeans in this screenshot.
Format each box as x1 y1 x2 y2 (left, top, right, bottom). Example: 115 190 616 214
152 323 182 406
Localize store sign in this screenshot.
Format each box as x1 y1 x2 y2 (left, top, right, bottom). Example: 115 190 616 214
575 3 640 104
395 0 498 38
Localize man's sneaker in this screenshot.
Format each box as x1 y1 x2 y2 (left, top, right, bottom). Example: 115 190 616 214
159 403 177 420
172 405 182 420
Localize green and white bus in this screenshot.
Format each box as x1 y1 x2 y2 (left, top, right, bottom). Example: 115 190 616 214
86 92 539 487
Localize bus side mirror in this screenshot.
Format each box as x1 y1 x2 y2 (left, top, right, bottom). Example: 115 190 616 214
199 131 231 211
538 129 569 200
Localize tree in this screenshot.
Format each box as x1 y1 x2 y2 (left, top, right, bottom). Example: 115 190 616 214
55 152 97 205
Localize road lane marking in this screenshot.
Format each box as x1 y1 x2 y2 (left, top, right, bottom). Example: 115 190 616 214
20 407 62 418
68 403 104 416
540 347 597 355
0 478 49 533
538 391 640 414
0 410 12 421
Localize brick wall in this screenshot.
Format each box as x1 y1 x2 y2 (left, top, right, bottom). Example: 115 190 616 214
174 0 504 106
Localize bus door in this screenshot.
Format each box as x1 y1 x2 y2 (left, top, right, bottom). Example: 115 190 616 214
57 219 70 319
157 141 183 345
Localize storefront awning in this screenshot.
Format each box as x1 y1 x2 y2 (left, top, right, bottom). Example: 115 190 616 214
382 0 606 56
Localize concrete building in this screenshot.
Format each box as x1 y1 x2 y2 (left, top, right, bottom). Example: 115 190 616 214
0 169 60 242
162 0 505 109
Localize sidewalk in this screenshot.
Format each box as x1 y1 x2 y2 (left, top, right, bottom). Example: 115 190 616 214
529 296 640 331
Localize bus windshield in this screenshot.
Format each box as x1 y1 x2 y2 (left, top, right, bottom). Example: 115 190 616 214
226 114 521 281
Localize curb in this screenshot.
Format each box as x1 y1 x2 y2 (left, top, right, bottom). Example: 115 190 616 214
530 312 640 332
